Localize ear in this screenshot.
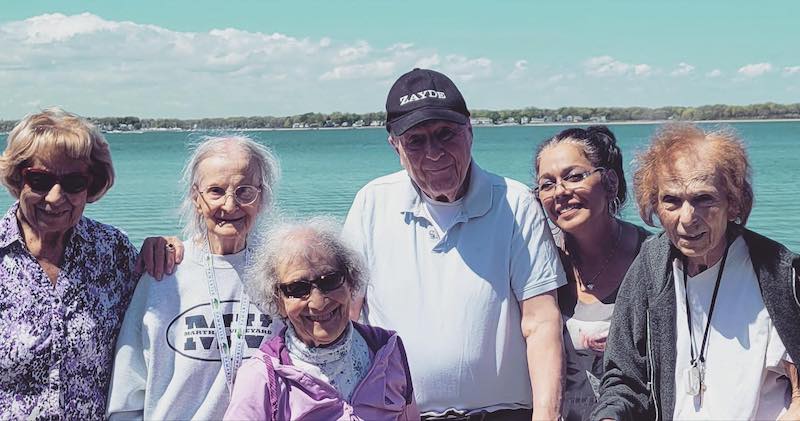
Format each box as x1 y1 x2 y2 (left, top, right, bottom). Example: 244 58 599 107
276 294 288 318
192 188 203 213
603 169 620 198
387 135 401 156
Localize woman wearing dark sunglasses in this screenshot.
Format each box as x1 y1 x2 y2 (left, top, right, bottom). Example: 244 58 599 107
0 108 139 419
224 217 418 420
533 126 650 421
107 135 282 420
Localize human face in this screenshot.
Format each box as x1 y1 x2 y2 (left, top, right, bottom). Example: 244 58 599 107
17 154 90 239
655 153 734 270
277 243 351 347
390 120 472 202
536 143 612 233
193 152 262 254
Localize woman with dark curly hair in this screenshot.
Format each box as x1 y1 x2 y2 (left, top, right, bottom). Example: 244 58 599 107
534 125 650 421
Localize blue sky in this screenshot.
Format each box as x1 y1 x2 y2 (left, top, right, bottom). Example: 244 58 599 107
1 0 798 119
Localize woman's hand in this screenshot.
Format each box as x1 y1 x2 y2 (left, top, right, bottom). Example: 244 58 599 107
135 236 184 280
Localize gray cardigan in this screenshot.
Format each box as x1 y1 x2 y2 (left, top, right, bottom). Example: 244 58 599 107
591 225 800 421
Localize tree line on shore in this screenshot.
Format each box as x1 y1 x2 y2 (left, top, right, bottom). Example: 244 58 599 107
2 102 799 132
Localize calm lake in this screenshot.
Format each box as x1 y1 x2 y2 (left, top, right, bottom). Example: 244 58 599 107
2 122 798 251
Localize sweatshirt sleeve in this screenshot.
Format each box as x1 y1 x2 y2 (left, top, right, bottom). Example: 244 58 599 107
591 250 655 421
106 275 153 421
224 357 271 421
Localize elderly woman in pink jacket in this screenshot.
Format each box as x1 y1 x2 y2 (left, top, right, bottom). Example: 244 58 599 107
225 217 418 420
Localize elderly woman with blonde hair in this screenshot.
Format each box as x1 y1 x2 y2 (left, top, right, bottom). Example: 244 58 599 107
224 217 418 420
107 135 283 420
592 123 800 420
0 108 138 419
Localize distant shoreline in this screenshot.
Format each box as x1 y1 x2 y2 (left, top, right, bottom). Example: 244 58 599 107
2 118 800 136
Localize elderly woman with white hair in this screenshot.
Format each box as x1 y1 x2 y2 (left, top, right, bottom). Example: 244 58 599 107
224 217 418 420
0 108 139 419
107 135 282 420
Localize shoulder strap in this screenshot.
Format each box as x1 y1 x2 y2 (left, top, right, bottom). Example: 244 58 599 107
263 354 279 421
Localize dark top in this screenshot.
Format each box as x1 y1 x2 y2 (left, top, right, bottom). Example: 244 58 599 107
591 224 800 421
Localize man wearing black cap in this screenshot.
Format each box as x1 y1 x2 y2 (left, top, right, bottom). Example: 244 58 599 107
343 69 566 420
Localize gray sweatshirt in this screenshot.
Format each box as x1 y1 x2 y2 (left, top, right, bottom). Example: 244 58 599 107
106 241 280 420
591 225 800 421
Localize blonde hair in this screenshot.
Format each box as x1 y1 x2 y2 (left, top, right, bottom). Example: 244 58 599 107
0 107 114 202
634 122 753 226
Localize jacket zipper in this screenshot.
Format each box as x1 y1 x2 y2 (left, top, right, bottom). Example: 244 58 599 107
646 310 660 421
792 267 799 307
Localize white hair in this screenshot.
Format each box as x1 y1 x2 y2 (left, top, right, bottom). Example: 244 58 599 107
179 135 281 243
245 216 366 317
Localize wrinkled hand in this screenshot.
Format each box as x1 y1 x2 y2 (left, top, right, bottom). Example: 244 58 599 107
135 236 184 280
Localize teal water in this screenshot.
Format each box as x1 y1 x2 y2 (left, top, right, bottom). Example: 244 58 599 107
1 122 798 251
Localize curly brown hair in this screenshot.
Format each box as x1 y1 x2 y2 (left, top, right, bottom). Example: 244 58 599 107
633 122 753 226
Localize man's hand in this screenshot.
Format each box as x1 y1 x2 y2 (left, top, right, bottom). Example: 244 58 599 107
520 290 564 421
135 236 184 280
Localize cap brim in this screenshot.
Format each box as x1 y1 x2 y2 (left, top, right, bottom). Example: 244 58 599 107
388 108 469 136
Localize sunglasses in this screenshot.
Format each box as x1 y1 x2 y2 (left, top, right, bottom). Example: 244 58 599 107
278 271 347 299
21 167 91 194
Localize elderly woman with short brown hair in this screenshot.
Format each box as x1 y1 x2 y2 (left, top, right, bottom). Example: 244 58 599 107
0 108 138 418
592 123 800 420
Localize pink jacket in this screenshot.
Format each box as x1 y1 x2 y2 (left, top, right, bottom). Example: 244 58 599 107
224 322 419 420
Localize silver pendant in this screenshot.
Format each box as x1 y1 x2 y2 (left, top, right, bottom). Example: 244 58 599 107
685 361 705 396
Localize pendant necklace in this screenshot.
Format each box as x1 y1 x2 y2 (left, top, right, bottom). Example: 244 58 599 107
576 221 622 292
682 242 730 401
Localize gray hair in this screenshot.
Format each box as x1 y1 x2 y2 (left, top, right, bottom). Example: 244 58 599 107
245 216 366 317
179 135 281 242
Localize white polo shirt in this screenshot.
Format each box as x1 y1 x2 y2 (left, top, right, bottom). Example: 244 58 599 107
343 162 566 415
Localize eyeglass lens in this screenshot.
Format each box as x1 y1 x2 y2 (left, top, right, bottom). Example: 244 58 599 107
279 272 346 299
22 168 90 194
203 185 260 204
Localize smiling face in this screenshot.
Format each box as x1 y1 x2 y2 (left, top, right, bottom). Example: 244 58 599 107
536 142 613 233
277 238 351 347
390 120 473 202
655 152 734 269
17 153 90 240
193 150 262 254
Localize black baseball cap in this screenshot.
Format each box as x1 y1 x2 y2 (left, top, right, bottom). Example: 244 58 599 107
385 68 470 136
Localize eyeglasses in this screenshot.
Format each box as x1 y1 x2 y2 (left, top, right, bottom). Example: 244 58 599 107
196 185 261 205
21 167 91 194
278 271 347 299
535 167 605 198
399 125 467 152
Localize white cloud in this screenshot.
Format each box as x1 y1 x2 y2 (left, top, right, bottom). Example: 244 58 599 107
508 60 528 79
737 62 773 78
319 60 396 80
670 62 695 77
333 40 371 64
706 69 722 78
783 66 800 76
414 54 440 69
442 55 492 81
634 64 653 77
584 56 652 78
2 12 121 44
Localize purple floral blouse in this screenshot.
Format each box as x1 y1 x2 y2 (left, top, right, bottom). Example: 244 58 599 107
0 203 139 419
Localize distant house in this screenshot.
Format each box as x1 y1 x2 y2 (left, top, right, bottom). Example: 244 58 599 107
353 120 365 127
369 120 383 127
470 117 494 125
520 117 530 124
341 121 350 127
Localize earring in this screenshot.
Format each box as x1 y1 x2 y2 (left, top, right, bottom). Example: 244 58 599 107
608 197 621 215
